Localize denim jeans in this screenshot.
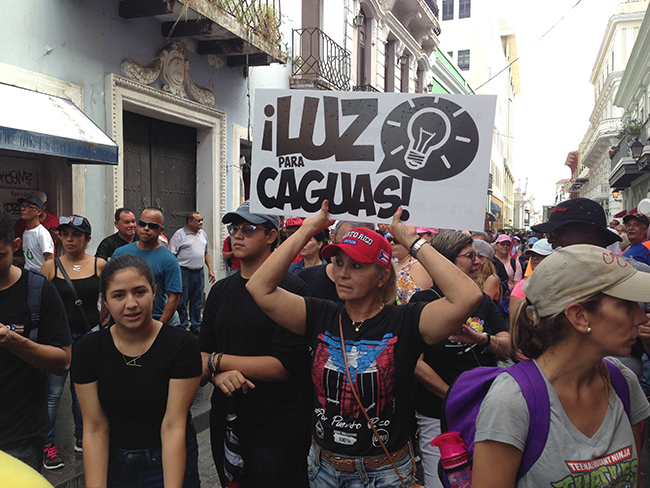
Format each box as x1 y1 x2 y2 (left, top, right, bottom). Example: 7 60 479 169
107 422 200 488
239 440 308 488
307 443 414 488
178 267 204 332
3 438 45 473
47 332 85 443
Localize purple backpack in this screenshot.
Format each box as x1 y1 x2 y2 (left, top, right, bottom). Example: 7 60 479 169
439 359 631 485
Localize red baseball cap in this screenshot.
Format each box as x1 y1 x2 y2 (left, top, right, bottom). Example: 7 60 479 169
285 217 303 228
321 228 392 269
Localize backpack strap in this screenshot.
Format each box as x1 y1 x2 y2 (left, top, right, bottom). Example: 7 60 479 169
603 359 631 420
505 361 551 479
27 269 46 341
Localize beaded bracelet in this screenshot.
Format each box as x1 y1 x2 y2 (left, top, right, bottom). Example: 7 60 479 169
409 238 426 258
207 352 217 374
215 352 224 373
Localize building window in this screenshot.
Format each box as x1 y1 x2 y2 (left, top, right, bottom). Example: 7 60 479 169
459 0 470 18
458 49 470 70
442 0 453 20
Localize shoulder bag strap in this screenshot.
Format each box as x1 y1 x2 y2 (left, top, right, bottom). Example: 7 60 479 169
338 313 409 488
55 257 91 332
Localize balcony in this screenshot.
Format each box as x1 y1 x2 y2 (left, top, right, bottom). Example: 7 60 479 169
290 28 351 91
581 118 622 169
583 183 611 202
384 0 441 55
119 0 286 67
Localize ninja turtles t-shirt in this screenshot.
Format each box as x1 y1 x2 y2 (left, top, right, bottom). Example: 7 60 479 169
411 288 509 419
304 298 426 456
476 358 650 487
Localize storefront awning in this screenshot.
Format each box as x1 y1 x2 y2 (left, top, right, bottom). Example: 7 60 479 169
0 83 118 165
613 209 627 218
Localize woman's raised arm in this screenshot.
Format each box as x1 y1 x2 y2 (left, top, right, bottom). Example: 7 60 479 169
389 209 482 345
247 201 334 336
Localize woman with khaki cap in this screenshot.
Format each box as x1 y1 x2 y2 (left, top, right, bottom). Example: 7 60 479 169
472 245 650 487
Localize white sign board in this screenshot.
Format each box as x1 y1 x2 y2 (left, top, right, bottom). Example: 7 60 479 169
250 90 496 231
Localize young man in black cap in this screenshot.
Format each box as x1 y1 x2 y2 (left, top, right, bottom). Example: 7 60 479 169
198 201 309 487
623 213 650 265
532 197 622 250
532 197 650 378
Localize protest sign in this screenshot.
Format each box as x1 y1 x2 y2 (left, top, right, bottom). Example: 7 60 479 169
250 89 496 230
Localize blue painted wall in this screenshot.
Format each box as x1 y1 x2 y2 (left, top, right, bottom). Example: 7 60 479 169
0 0 295 239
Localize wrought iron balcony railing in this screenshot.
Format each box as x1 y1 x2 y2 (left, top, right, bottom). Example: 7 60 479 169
423 0 441 35
292 28 351 91
423 0 439 18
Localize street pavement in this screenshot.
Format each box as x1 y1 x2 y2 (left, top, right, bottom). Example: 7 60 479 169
37 374 650 487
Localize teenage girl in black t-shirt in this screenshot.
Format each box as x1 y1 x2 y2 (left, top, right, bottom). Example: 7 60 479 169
72 254 202 488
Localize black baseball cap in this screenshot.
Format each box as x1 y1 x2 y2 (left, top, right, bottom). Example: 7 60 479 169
531 198 621 246
55 215 92 235
623 213 650 227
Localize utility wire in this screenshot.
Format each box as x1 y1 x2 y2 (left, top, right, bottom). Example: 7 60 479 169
474 0 583 91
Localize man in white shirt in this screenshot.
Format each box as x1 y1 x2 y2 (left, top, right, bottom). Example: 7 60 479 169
17 197 54 272
170 212 215 334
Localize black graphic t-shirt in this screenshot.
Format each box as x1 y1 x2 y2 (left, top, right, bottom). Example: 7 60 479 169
411 288 509 418
304 298 426 456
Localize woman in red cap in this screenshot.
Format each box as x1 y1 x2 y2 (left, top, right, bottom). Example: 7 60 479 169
247 202 482 487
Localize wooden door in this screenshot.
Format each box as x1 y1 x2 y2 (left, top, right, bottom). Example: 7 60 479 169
123 111 197 237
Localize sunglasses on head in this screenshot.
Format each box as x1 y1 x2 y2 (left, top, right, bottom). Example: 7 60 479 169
228 224 262 238
59 215 84 226
138 220 162 230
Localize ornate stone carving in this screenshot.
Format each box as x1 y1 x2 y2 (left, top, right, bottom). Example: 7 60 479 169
121 42 215 107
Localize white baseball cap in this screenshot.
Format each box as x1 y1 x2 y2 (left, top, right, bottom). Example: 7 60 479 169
522 244 650 316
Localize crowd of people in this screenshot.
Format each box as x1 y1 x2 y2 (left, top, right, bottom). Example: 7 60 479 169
1 193 650 488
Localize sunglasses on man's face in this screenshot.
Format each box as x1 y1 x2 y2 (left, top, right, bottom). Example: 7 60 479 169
138 220 162 230
228 224 262 238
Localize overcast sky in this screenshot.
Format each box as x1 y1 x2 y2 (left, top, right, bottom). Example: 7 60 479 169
505 0 623 207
